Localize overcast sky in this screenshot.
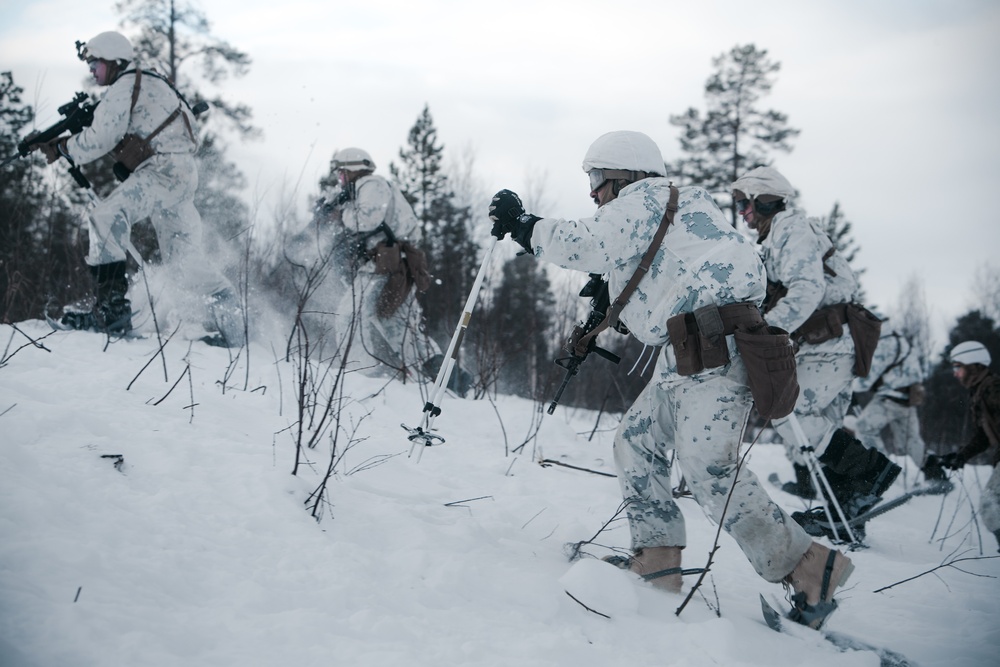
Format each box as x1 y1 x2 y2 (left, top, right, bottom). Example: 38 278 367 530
2 0 998 352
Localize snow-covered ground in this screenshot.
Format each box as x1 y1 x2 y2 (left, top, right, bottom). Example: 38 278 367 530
1 320 997 667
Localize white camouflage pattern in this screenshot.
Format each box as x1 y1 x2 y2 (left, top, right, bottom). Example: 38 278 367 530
63 67 242 344
532 180 811 582
335 174 438 374
758 209 862 460
852 326 926 463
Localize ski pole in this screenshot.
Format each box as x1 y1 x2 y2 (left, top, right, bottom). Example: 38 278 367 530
787 415 859 543
403 236 499 459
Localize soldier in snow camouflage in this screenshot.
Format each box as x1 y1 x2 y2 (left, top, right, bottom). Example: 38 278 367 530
317 148 441 379
37 31 243 346
490 132 852 629
852 324 950 490
732 166 900 533
939 342 1000 553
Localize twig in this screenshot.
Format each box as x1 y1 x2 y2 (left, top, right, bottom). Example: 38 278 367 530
565 591 611 619
152 364 190 406
539 458 616 478
676 419 766 617
127 323 180 390
444 495 494 507
565 500 632 562
873 554 1000 593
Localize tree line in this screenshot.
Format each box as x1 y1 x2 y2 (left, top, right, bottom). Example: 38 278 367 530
1 0 996 454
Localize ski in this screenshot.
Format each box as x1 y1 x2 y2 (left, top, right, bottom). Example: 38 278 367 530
760 594 913 667
794 482 950 542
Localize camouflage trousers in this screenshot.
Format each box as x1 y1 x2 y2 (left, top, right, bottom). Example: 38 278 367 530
86 154 242 343
772 334 855 464
981 464 1000 535
334 270 440 377
854 395 926 465
614 349 812 582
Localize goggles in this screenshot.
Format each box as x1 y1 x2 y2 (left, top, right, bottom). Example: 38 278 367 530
588 169 609 192
587 168 648 193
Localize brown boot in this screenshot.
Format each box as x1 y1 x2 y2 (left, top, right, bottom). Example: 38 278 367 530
785 541 855 629
605 546 684 593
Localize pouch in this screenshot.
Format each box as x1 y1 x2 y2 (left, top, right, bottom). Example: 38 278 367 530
845 303 882 377
666 312 703 376
733 325 799 420
111 133 155 172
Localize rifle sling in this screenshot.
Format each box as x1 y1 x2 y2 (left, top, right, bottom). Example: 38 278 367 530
126 69 196 145
574 184 678 356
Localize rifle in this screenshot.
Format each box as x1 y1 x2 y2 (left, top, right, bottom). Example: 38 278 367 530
1 92 97 186
547 273 623 415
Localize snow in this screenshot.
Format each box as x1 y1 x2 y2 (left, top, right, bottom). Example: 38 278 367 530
1 320 998 667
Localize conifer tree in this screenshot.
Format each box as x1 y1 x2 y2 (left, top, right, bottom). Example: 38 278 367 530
0 72 90 322
484 256 555 399
821 201 865 298
668 44 798 226
389 106 479 346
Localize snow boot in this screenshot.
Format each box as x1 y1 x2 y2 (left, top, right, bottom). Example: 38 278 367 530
60 261 132 335
202 288 245 348
604 546 684 593
782 463 817 499
818 428 901 517
785 541 855 629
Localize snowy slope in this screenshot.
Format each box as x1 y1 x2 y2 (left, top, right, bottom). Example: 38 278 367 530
1 320 997 667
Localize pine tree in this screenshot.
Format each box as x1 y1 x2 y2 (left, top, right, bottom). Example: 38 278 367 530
668 44 798 226
0 72 91 322
821 201 865 298
389 106 479 346
481 255 555 399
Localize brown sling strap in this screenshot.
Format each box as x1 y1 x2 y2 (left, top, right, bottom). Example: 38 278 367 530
126 69 196 144
571 184 679 356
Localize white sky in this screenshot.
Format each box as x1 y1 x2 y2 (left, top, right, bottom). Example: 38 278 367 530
2 0 999 350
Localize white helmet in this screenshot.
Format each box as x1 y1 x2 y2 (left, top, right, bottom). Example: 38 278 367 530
581 131 665 177
331 147 376 173
79 31 134 62
950 341 991 367
731 166 796 201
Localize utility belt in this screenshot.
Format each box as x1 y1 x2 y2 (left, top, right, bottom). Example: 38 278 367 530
792 302 882 377
666 302 799 419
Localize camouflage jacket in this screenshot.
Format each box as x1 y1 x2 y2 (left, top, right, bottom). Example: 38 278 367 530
340 174 421 252
854 326 924 398
65 67 197 165
531 180 766 348
758 209 860 334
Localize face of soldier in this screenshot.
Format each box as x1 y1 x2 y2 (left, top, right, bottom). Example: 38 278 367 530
736 197 757 229
952 363 968 384
591 180 617 207
88 59 112 86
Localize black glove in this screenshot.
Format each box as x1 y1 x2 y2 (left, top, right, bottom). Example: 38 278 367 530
939 452 963 470
334 187 352 205
489 189 540 253
489 189 525 240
